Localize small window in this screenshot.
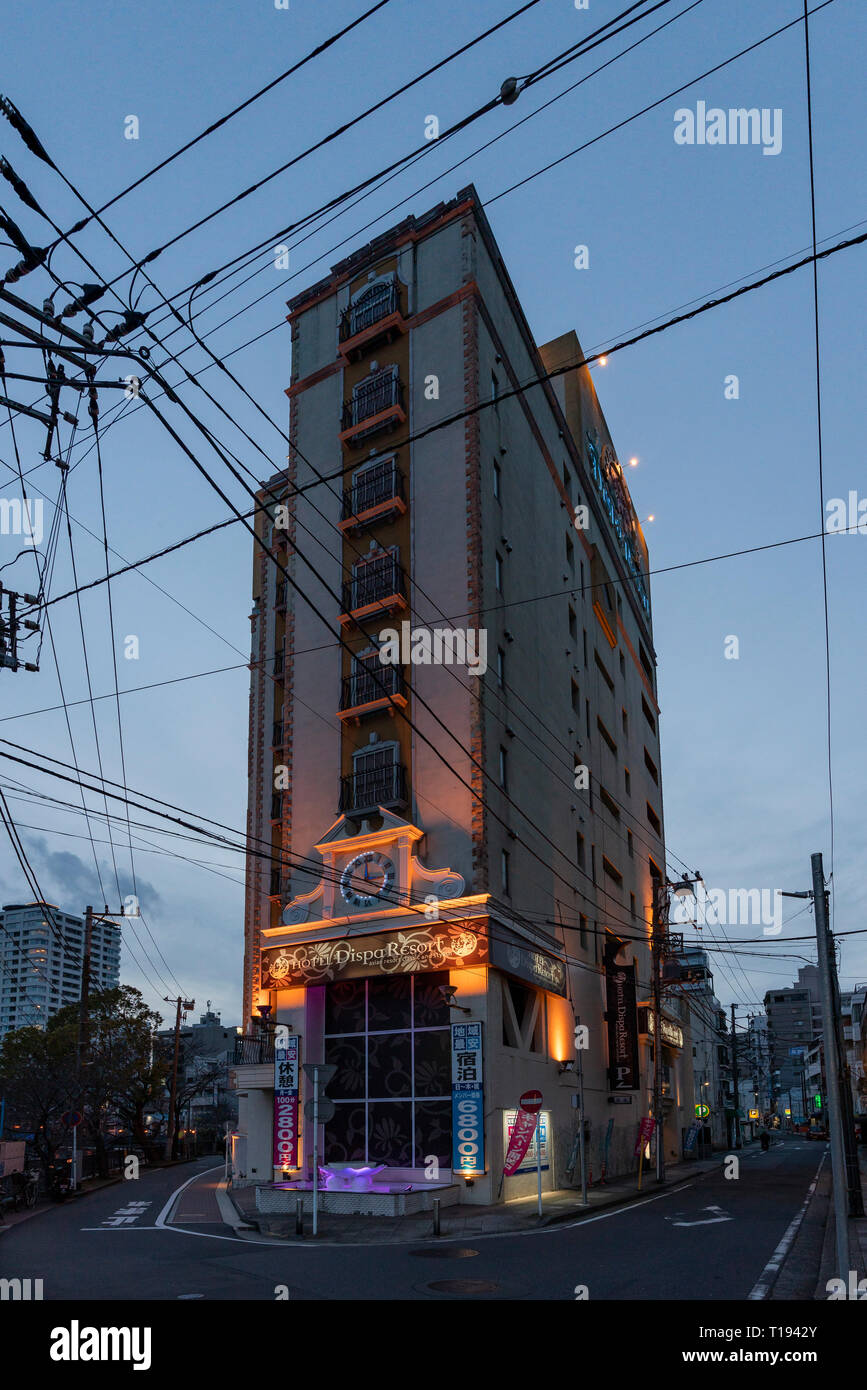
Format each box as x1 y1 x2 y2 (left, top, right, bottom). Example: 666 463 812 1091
590 844 597 884
499 746 508 790
600 786 620 820
641 695 657 732
579 913 588 949
619 651 626 677
571 678 580 713
639 642 654 683
493 459 501 500
644 747 659 785
597 716 617 755
563 464 572 500
566 535 575 572
580 560 586 594
646 801 661 835
621 707 628 735
568 605 577 640
594 649 614 691
624 766 631 795
576 833 585 869
497 647 505 689
585 698 591 738
501 849 510 895
495 552 504 592
627 828 634 858
602 856 622 888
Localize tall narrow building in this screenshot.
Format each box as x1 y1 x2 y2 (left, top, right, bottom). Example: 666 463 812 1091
0 901 120 1037
235 187 689 1205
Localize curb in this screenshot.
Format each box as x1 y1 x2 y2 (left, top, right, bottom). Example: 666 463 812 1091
235 1162 721 1246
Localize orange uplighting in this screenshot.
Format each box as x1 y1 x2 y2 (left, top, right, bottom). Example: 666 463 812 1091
548 996 574 1062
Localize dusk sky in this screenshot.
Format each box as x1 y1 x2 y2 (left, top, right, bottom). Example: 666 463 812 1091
1 0 864 1029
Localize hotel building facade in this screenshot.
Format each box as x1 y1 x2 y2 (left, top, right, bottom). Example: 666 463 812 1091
233 187 693 1207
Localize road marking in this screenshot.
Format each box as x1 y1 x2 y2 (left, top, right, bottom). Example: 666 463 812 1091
671 1204 732 1227
747 1150 828 1300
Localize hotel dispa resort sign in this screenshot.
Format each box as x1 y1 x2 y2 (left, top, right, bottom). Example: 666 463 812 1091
261 923 488 987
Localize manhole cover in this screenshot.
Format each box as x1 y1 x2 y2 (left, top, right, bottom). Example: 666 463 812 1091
408 1247 479 1259
427 1279 500 1295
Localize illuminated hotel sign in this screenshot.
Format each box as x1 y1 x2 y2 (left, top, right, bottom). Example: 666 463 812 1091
638 1006 684 1050
273 1033 299 1170
261 922 488 988
451 1022 485 1175
490 932 567 996
585 433 650 615
606 963 640 1090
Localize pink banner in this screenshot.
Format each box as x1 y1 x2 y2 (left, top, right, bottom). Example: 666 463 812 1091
503 1107 540 1176
634 1117 655 1158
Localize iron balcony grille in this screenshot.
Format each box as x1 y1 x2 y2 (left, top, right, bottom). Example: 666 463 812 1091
341 459 405 522
341 374 405 435
233 1036 275 1065
340 664 405 711
341 557 405 616
339 281 400 342
339 761 408 817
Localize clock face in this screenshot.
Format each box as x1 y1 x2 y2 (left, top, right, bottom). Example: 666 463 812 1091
340 851 396 909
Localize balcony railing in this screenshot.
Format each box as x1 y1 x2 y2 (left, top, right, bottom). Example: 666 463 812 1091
340 557 406 622
233 1036 275 1066
339 762 408 818
340 459 406 530
339 282 401 343
340 374 405 445
339 664 406 720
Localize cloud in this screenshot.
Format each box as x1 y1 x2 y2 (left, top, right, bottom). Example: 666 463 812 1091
14 835 164 916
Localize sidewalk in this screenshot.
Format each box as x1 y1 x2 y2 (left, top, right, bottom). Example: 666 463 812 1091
814 1147 867 1297
229 1153 721 1244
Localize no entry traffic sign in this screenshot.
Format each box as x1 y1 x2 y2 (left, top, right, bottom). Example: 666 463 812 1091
519 1090 543 1113
61 1110 82 1128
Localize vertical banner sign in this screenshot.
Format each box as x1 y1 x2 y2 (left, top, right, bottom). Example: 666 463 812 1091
634 1116 656 1158
605 962 640 1090
451 1022 484 1175
503 1091 543 1177
684 1119 702 1153
273 1033 300 1169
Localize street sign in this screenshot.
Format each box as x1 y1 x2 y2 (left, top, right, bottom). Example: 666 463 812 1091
695 1103 710 1118
748 1109 760 1120
302 1063 337 1086
519 1089 543 1113
61 1110 82 1128
304 1097 335 1123
608 1096 633 1104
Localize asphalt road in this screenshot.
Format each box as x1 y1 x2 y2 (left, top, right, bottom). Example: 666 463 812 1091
0 1138 828 1300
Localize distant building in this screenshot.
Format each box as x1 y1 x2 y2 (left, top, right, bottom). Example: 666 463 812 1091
840 985 866 1120
677 947 727 1147
764 964 822 1110
0 901 120 1037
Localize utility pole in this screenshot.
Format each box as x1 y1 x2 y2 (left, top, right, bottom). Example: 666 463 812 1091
164 996 195 1161
812 852 850 1279
730 1004 741 1149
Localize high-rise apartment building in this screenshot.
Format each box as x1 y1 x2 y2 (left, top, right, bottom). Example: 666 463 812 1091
235 187 687 1205
765 963 822 1106
0 901 121 1037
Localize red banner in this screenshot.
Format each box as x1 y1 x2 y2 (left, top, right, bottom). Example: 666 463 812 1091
634 1117 656 1158
503 1106 540 1176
